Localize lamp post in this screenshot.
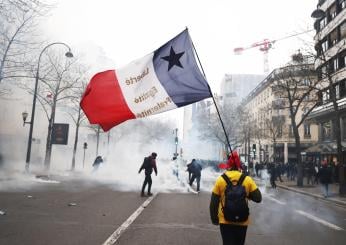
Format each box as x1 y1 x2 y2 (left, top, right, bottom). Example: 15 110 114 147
174 128 178 159
83 142 87 169
24 42 73 172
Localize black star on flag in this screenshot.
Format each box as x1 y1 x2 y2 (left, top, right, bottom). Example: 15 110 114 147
161 46 185 71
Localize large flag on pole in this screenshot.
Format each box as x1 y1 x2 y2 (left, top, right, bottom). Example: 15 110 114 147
81 29 212 131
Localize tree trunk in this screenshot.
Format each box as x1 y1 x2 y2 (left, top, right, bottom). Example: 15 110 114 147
44 118 53 171
44 104 56 171
294 126 303 187
71 123 80 171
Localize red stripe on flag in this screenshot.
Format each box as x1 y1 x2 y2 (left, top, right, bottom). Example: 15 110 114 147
80 70 135 131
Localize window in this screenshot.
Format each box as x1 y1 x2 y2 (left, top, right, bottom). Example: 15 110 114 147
303 107 310 116
289 125 294 138
343 116 346 140
277 125 282 138
339 51 346 68
322 89 330 103
336 84 340 99
304 123 311 137
333 57 339 72
321 39 328 52
317 67 322 80
329 28 338 46
320 17 327 30
339 80 346 98
321 65 327 78
303 94 310 102
322 121 332 141
340 21 346 40
329 4 337 20
317 91 323 105
302 78 311 86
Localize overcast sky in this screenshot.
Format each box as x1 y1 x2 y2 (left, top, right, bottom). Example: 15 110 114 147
41 0 317 128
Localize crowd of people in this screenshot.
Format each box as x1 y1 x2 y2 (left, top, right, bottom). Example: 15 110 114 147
249 160 336 197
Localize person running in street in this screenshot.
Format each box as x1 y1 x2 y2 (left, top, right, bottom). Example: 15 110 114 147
187 159 202 192
210 151 262 245
269 163 277 189
138 152 158 197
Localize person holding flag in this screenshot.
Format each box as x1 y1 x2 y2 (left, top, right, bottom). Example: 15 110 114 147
210 151 262 245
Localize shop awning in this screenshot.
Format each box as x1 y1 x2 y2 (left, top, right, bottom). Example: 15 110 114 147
305 142 346 154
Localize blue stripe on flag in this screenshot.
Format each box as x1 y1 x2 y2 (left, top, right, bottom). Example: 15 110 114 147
153 29 211 107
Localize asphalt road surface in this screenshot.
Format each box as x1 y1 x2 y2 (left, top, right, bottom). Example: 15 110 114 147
0 177 345 245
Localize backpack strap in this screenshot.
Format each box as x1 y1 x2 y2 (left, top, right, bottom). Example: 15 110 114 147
221 173 232 186
222 173 246 186
237 173 246 186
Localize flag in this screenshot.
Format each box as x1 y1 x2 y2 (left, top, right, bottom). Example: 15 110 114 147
81 29 212 131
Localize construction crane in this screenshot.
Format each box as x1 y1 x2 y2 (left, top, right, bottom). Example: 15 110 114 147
233 30 313 72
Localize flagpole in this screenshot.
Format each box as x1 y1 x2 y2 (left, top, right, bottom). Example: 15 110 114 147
189 31 233 155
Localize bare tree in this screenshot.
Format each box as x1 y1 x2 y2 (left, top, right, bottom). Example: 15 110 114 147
64 65 89 171
0 0 51 95
197 101 243 156
235 107 253 162
273 57 319 186
23 48 78 170
134 119 175 144
259 105 286 163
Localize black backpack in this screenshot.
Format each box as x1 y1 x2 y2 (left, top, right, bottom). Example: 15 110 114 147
142 157 153 174
221 173 249 222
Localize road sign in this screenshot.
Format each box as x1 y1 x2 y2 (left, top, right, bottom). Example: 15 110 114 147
51 123 69 145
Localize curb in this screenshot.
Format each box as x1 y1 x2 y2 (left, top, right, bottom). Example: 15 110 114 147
276 183 346 207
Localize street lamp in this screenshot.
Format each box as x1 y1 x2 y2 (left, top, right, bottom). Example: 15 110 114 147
24 42 73 172
311 2 326 19
22 111 29 126
83 142 88 169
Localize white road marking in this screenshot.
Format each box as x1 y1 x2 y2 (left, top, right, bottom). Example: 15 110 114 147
295 210 344 231
265 195 286 205
102 193 158 245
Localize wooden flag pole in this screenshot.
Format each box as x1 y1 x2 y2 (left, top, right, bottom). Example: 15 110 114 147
189 30 233 155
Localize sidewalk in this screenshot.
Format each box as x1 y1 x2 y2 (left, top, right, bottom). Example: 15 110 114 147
275 178 346 207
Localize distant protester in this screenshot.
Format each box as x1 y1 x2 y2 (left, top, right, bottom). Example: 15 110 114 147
317 161 332 198
138 152 158 197
187 159 202 192
92 156 103 172
269 163 277 189
171 156 179 180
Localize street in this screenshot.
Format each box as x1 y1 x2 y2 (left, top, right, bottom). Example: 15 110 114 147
0 176 345 245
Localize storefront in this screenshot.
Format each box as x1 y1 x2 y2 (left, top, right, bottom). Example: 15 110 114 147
305 142 346 164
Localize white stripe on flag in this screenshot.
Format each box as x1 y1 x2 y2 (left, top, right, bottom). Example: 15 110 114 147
116 53 177 118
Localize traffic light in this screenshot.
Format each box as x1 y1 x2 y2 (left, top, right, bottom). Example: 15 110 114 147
175 136 178 145
252 144 256 153
83 142 88 149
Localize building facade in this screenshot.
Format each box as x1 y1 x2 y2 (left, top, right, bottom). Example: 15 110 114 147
240 63 319 164
307 0 346 164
